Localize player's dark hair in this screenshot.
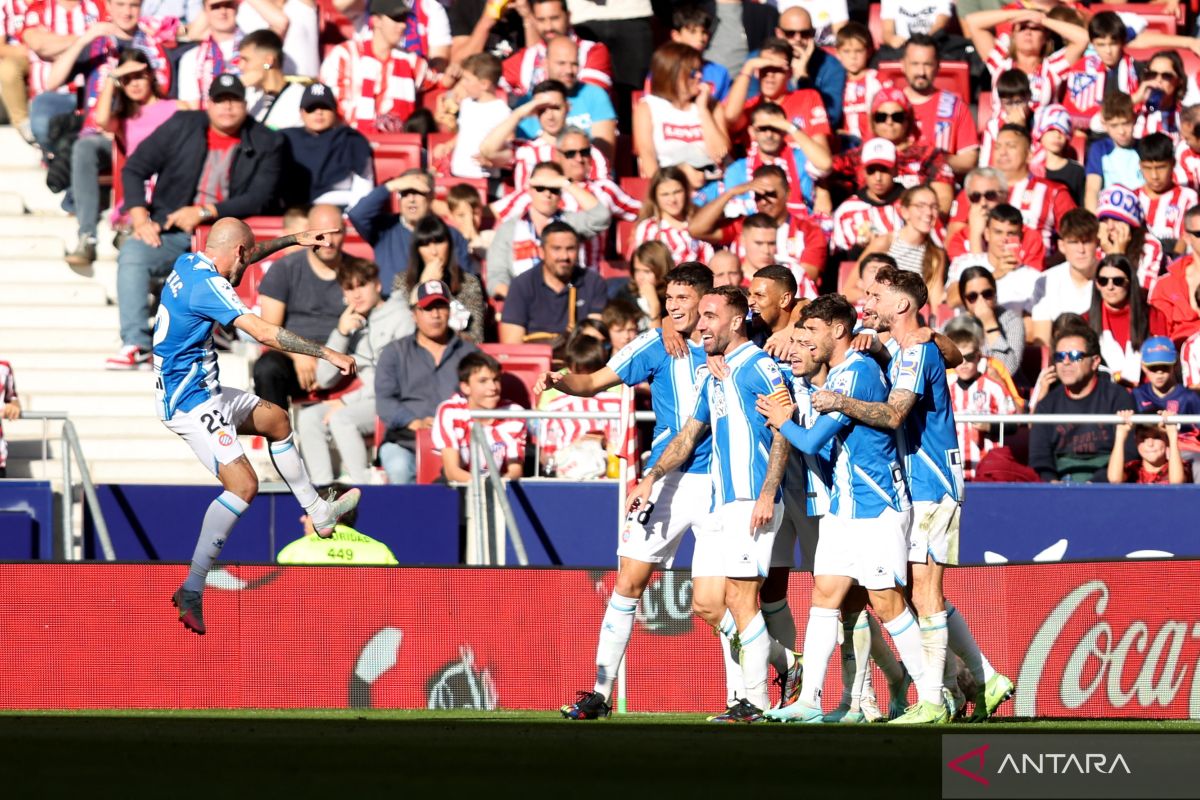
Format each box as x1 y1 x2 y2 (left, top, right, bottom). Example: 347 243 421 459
458 351 502 384
987 203 1023 228
874 264 929 310
671 4 713 33
540 219 580 243
1088 10 1127 43
1137 132 1176 164
753 265 797 297
800 294 857 334
742 212 778 231
704 285 750 321
752 163 789 186
903 33 938 59
337 256 379 288
1052 317 1100 357
665 262 714 293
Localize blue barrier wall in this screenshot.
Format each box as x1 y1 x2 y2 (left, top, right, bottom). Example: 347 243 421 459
0 481 55 559
72 481 1200 566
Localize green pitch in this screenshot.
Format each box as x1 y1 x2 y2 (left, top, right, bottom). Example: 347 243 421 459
3 710 1197 797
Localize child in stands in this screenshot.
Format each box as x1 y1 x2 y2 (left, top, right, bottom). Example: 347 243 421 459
432 352 527 482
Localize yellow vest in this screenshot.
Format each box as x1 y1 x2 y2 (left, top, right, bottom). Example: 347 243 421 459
276 525 399 565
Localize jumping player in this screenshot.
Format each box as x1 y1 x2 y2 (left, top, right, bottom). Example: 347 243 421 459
156 218 362 635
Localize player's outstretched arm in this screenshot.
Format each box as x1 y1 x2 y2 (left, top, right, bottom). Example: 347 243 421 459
244 228 340 265
814 387 916 430
234 315 357 376
533 366 620 397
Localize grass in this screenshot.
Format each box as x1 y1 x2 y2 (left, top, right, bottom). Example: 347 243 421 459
4 710 1197 797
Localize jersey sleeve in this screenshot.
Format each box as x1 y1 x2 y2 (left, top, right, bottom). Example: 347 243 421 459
754 354 794 406
606 329 663 386
431 399 455 454
891 344 930 396
691 373 712 425
498 414 528 463
823 364 859 427
193 275 251 325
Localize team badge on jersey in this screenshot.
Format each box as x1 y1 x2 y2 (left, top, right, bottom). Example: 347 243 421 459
763 360 792 406
711 381 728 418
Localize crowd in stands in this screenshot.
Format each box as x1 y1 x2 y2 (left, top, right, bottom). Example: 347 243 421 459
6 0 1200 486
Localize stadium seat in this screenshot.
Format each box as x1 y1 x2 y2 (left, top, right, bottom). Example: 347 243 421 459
837 260 858 293
599 259 630 280
1113 8 1177 33
619 175 648 201
976 91 994 135
614 133 636 177
616 218 636 259
415 428 442 484
868 3 882 46
371 132 424 182
876 61 971 104
342 231 374 260
481 343 553 407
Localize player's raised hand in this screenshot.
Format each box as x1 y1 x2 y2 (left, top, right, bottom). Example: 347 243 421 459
661 324 687 358
295 228 340 248
706 353 729 379
899 327 933 350
533 369 563 395
763 328 791 358
811 389 842 413
755 393 792 429
325 350 357 377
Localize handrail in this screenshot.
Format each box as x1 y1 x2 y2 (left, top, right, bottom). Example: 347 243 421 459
469 424 529 566
13 411 114 561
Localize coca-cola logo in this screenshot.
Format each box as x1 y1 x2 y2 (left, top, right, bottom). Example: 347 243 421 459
1016 580 1200 718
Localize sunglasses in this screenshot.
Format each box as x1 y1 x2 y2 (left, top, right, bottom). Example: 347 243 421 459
559 148 591 160
1145 363 1173 373
1144 70 1177 81
865 164 892 175
754 190 778 201
873 111 906 124
207 1 236 9
968 189 1003 203
1096 275 1129 288
1053 350 1088 364
689 69 703 79
1013 22 1042 32
959 350 982 362
532 185 562 195
963 288 996 304
118 70 151 84
1187 228 1200 237
398 188 429 198
780 27 815 39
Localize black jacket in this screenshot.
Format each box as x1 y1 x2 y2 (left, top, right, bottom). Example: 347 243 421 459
121 110 283 226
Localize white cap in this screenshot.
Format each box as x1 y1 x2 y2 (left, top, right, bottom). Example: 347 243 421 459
861 138 897 169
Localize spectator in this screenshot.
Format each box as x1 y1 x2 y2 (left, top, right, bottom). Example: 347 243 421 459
432 352 527 482
1106 410 1189 485
1174 104 1200 193
954 266 1028 380
318 0 439 132
1085 93 1142 211
21 0 105 150
1137 132 1197 257
444 53 509 181
834 22 882 148
67 49 177 268
478 80 610 191
279 82 373 209
722 100 830 217
858 184 947 306
176 0 242 106
375 280 479 484
485 161 610 297
601 297 644 350
0 0 31 144
235 0 318 78
252 204 350 407
780 0 846 48
946 327 1016 480
561 0 652 134
513 35 616 159
774 7 844 131
1035 104 1084 206
876 0 952 61
1030 208 1101 347
965 7 1088 115
1087 254 1167 386
690 163 826 286
445 183 492 261
622 239 672 325
0 358 18 478
827 87 955 213
630 165 714 264
1150 205 1200 345
498 219 609 344
1182 306 1200 389
700 0 778 79
978 69 1032 168
1096 184 1165 293
348 169 479 299
143 0 202 23
633 41 728 187
107 73 282 369
1132 335 1200 480
844 250 893 313
1030 323 1135 483
665 4 730 103
394 214 485 343
1134 51 1186 141
900 34 979 176
500 0 612 98
447 0 532 65
1061 11 1136 124
296 259 413 486
236 29 305 130
830 137 903 260
537 332 621 478
709 249 743 288
947 203 1041 314
723 37 831 155
945 166 1046 267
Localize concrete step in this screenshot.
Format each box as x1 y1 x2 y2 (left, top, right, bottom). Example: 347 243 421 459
0 305 118 329
0 258 117 284
4 167 68 213
0 126 47 169
0 282 109 306
24 392 157 417
0 193 27 215
8 433 274 461
4 415 171 439
0 236 79 259
10 456 271 484
17 368 155 394
0 331 120 353
0 215 122 258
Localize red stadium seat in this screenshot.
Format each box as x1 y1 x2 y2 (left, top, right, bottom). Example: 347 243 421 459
481 343 552 407
415 428 442 484
837 260 858 293
619 176 648 202
616 218 637 259
977 91 994 135
868 3 882 46
876 61 972 105
342 231 374 260
371 132 424 182
599 259 630 280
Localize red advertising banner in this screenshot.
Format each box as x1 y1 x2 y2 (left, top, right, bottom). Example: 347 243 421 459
0 562 1196 717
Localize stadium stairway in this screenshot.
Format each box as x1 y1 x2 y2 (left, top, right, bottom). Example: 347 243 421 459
0 126 274 485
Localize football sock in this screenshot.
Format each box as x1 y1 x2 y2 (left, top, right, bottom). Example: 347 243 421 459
270 434 329 520
945 600 995 684
844 609 873 706
919 611 949 707
761 598 797 650
767 637 795 678
884 609 926 701
719 610 745 705
183 491 247 593
868 613 905 686
738 612 771 710
592 591 638 701
798 606 840 706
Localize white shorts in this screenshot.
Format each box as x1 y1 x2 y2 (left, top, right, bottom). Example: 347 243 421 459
711 499 782 579
909 497 961 566
774 498 820 571
163 388 259 476
617 471 718 570
814 507 913 591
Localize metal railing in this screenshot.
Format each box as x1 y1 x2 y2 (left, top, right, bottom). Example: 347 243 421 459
12 411 114 561
953 413 1200 447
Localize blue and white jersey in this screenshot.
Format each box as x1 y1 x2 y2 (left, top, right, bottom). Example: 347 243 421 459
692 341 790 507
778 350 910 519
607 329 710 474
787 378 833 517
883 338 965 504
152 252 250 420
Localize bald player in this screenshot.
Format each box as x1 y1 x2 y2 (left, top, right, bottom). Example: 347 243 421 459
154 218 362 635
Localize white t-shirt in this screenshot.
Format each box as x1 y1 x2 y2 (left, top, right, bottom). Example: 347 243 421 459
1030 263 1095 322
948 254 1041 315
451 96 511 179
247 82 305 130
777 0 849 47
880 0 952 39
237 0 319 77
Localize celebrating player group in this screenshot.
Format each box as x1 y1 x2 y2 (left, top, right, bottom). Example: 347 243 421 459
554 264 1014 724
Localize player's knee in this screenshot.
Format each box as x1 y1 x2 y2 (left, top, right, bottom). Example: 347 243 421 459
692 597 722 626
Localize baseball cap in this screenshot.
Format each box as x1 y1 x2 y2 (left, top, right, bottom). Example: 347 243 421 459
209 73 245 101
871 86 911 115
1141 336 1178 366
371 0 411 19
862 138 897 169
416 280 451 308
301 82 337 112
1096 185 1143 228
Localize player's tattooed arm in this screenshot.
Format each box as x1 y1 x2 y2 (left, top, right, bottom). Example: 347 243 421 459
275 327 327 358
822 388 917 430
645 418 707 482
759 431 788 499
245 234 301 264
